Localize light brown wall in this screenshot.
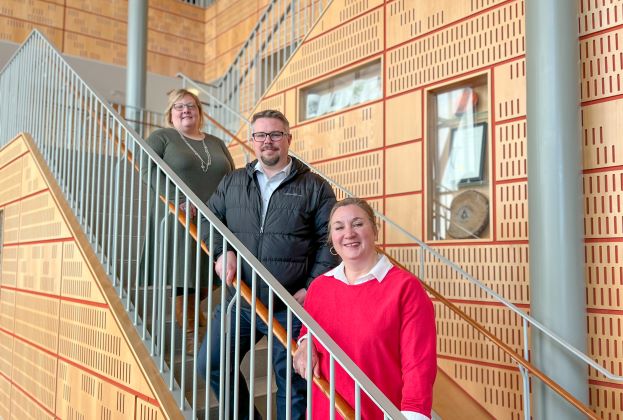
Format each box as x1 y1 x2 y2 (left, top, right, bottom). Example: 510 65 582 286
0 0 268 82
0 135 177 420
250 0 623 418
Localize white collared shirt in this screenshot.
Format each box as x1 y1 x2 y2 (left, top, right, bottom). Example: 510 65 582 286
319 254 430 420
254 158 292 222
325 254 393 285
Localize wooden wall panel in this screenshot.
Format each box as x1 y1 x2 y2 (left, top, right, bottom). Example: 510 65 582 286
387 2 524 96
314 151 383 198
585 242 623 311
307 0 384 39
9 384 55 420
384 194 422 243
495 120 527 181
0 135 169 419
0 158 22 209
385 142 422 195
496 181 528 241
493 59 526 122
11 338 57 412
64 8 127 45
439 358 525 419
291 103 383 163
0 371 10 419
385 89 422 145
387 244 529 305
386 0 511 48
581 101 623 169
271 8 383 94
582 171 623 238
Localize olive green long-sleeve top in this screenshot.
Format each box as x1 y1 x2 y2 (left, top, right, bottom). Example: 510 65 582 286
143 127 235 202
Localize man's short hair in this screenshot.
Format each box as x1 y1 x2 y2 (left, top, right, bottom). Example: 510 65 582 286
251 109 290 130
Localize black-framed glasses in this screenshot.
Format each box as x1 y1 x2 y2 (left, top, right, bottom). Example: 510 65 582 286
173 102 197 111
251 131 289 142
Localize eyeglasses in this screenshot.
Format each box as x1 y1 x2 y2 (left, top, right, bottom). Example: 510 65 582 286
172 102 197 111
251 131 289 142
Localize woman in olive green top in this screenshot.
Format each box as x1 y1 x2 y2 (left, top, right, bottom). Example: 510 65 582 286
141 88 234 349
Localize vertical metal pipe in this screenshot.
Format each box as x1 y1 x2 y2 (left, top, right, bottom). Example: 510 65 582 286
233 256 242 420
203 223 216 414
266 291 274 420
306 330 313 419
249 270 258 420
526 1 588 419
218 240 228 420
286 308 293 420
330 355 335 420
126 0 148 130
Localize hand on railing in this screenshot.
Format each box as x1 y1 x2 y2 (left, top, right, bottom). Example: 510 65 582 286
178 201 197 219
215 250 237 285
293 338 320 379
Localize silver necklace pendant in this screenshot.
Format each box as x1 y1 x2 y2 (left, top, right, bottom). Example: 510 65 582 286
178 130 212 172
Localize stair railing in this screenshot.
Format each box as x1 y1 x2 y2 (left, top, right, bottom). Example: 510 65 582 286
178 72 622 419
0 29 406 419
195 0 331 136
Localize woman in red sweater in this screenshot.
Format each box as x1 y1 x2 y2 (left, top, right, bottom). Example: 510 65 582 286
293 197 437 419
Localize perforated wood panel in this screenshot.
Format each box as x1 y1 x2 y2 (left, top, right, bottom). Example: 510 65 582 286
270 8 383 94
495 120 527 181
290 103 383 163
2 0 270 81
439 357 525 419
579 3 623 411
582 102 623 169
313 151 383 198
0 135 167 419
583 171 623 238
387 2 525 96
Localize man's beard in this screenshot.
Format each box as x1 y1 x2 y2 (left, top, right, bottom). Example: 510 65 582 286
260 154 280 166
260 148 280 166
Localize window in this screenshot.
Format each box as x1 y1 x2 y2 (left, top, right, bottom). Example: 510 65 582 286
427 75 490 241
300 59 382 121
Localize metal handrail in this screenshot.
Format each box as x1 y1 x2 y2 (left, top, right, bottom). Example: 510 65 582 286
176 72 619 416
0 29 404 419
105 116 356 419
195 0 331 134
179 71 623 382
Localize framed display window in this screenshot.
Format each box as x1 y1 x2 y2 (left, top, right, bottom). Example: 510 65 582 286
300 59 382 121
427 75 491 241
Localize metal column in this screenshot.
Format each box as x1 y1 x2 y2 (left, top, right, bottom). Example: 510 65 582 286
126 0 148 129
525 1 588 419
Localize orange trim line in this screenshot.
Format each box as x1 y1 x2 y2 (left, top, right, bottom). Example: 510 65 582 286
431 298 530 309
438 354 523 372
0 150 29 170
0 285 109 308
3 237 74 247
0 370 59 419
1 327 160 406
0 187 48 208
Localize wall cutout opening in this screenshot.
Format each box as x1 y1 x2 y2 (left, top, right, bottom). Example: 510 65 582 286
300 59 381 121
427 75 491 241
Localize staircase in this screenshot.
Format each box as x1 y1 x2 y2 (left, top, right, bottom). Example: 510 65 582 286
1 5 620 419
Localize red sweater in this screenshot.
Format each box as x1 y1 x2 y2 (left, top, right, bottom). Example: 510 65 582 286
300 267 437 419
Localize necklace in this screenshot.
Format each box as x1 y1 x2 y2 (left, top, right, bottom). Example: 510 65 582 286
178 130 212 172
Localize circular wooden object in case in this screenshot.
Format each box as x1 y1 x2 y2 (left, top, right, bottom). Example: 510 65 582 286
447 190 489 239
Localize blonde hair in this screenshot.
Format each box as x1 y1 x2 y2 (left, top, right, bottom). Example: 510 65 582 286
164 89 204 129
327 197 378 246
